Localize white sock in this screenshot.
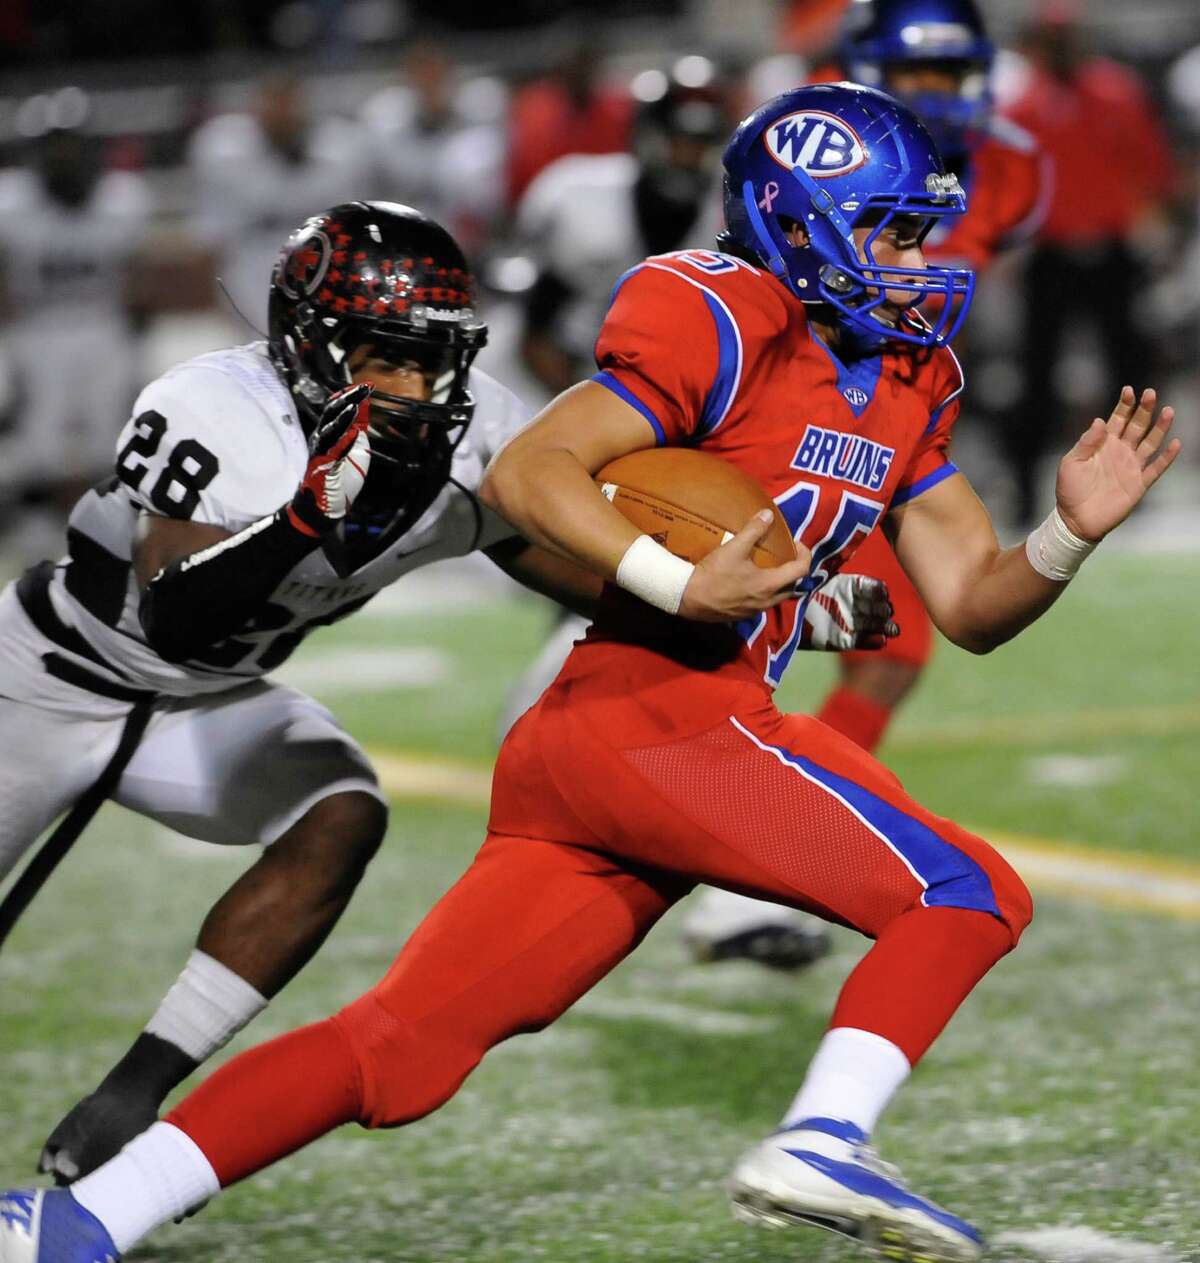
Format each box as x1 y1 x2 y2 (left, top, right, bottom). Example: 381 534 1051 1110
781 1026 911 1138
145 949 267 1063
71 1121 220 1254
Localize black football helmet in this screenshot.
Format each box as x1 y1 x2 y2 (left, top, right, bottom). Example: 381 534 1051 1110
268 201 487 547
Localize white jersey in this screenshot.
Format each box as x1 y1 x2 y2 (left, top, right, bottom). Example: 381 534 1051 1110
18 342 530 699
0 167 153 324
187 114 376 330
516 152 722 362
0 168 155 479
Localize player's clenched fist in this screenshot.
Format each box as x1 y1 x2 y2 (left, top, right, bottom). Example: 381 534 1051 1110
801 574 899 651
678 510 812 623
287 383 373 538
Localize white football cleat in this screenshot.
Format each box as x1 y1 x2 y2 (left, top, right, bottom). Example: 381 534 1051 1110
0 1188 119 1262
728 1117 983 1262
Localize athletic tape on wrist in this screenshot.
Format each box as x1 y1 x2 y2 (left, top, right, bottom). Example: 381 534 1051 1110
1025 507 1096 582
614 533 695 616
145 949 268 1064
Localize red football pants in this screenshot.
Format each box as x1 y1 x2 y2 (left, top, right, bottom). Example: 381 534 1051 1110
333 686 1031 1130
170 671 1031 1183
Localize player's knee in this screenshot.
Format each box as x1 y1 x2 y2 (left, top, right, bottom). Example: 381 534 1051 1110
981 854 1034 949
333 992 482 1130
277 791 388 893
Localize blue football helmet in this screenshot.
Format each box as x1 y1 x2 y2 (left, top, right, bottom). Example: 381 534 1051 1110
842 0 995 159
719 82 975 349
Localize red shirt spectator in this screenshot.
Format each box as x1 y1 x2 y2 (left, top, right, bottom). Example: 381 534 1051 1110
506 47 633 209
1004 29 1176 245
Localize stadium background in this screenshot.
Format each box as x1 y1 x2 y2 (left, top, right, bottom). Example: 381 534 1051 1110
2 2 1200 1260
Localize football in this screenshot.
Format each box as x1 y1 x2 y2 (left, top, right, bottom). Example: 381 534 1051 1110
595 448 796 568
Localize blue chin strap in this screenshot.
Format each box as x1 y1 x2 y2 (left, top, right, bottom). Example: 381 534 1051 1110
739 175 975 350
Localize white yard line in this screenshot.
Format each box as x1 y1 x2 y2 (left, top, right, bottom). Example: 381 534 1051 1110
995 1226 1181 1262
369 749 1200 920
572 995 777 1036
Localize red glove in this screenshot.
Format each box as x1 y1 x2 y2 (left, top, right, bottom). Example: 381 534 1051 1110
287 384 373 538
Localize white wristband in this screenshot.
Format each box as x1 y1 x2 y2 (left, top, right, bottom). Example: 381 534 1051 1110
1025 507 1097 582
615 533 696 615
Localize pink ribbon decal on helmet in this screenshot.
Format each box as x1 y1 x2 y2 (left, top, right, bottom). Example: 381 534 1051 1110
757 181 780 213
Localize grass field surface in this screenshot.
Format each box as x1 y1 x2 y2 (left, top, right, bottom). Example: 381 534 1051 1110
1 549 1198 1262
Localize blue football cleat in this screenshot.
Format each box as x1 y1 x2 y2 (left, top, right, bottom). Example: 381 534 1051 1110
728 1117 983 1262
0 1189 119 1263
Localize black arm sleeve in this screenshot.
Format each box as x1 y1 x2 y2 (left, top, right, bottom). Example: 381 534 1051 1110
138 508 320 663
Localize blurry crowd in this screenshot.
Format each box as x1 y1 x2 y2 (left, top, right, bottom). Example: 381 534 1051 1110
0 0 1198 561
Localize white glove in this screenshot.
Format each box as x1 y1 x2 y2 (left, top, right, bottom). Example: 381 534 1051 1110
798 574 899 651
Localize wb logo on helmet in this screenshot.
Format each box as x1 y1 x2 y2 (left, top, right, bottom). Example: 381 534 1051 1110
764 111 866 178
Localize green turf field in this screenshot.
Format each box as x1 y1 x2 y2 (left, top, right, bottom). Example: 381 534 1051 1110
2 549 1198 1262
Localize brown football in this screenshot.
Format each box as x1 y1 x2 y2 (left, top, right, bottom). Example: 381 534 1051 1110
595 448 796 568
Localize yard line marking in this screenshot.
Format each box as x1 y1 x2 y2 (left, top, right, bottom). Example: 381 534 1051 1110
371 750 493 804
277 646 451 694
995 1226 1181 1262
987 831 1200 920
367 749 1200 919
887 699 1200 750
573 995 777 1036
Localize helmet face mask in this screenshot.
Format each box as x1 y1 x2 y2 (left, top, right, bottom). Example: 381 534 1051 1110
720 83 975 350
268 201 487 548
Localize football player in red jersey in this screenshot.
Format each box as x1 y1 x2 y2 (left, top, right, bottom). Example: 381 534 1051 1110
6 85 1179 1263
809 0 1048 755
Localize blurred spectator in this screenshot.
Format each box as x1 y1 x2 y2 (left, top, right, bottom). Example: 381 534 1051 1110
506 35 634 209
0 88 153 553
779 0 850 56
360 40 509 256
187 73 374 333
1001 4 1178 525
515 59 730 396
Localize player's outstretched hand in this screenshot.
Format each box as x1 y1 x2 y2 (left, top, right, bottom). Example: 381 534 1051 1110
1056 386 1181 543
800 574 899 651
678 510 812 623
287 383 373 538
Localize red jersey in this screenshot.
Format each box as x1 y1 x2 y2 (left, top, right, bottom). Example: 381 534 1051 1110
1004 58 1177 246
589 249 963 699
926 119 1047 270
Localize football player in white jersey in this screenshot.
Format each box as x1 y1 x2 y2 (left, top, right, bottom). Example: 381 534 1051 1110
508 66 832 970
0 201 596 1187
0 89 153 535
187 75 375 333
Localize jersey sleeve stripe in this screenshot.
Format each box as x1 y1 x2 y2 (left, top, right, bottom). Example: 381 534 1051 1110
697 291 743 436
591 370 667 445
925 343 966 434
642 260 744 436
891 461 959 507
730 718 1002 918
